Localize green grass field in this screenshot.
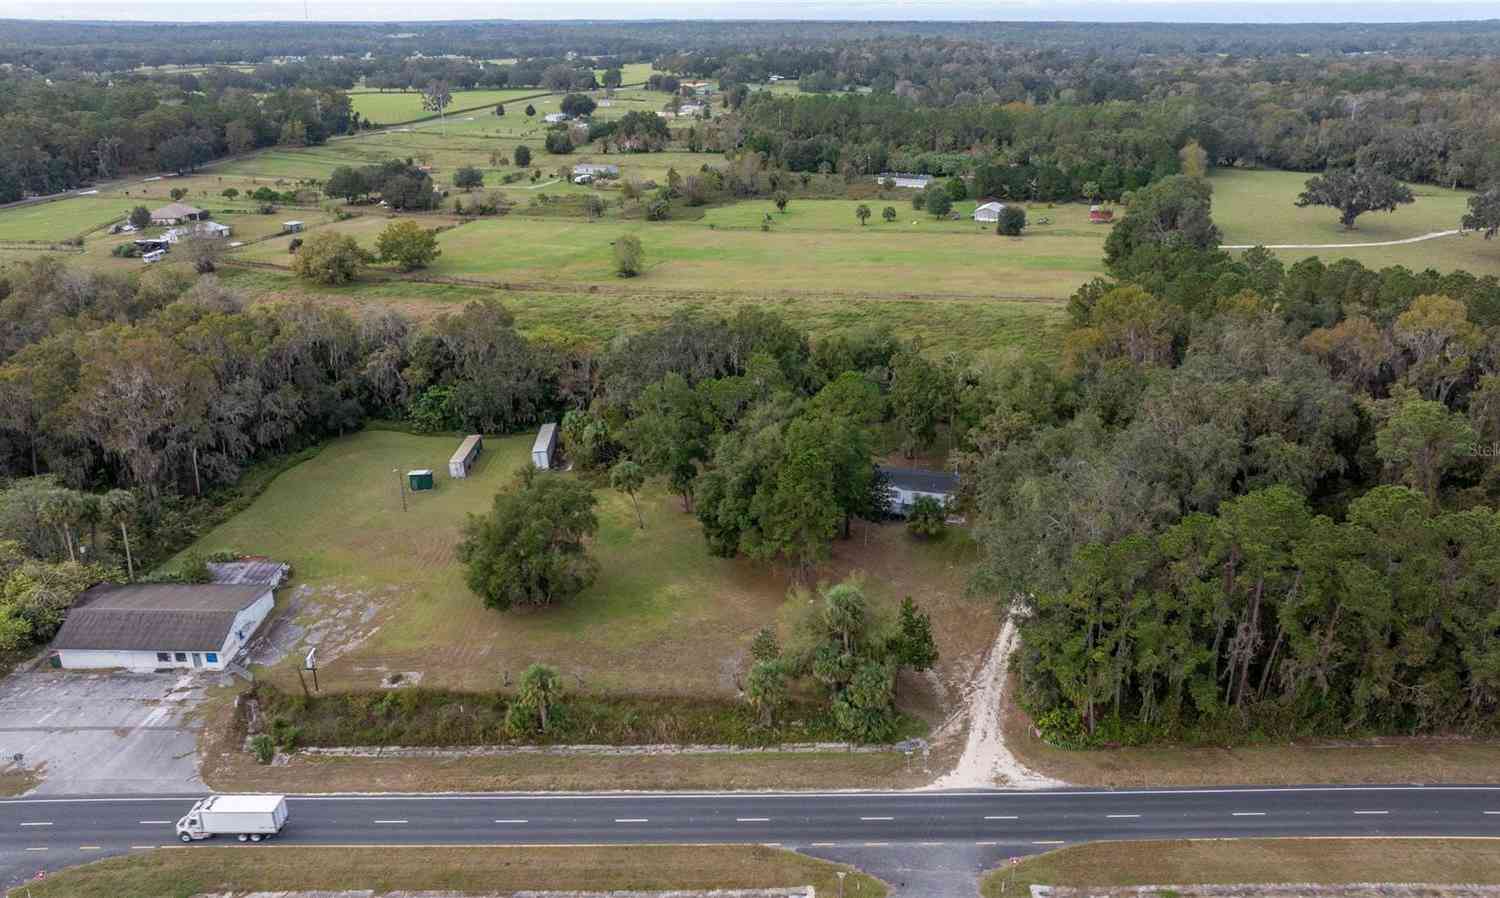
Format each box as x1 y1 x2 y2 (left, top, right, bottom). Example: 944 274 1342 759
1211 167 1498 276
0 196 134 242
350 88 551 124
178 429 993 700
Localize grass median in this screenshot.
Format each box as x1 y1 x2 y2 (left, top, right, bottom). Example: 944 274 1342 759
8 844 885 898
982 838 1500 896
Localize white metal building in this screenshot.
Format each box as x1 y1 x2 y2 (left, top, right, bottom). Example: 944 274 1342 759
50 583 275 671
532 422 558 469
449 433 483 478
973 201 1005 223
876 172 934 189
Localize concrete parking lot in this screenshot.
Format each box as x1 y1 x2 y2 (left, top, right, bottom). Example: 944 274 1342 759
0 669 210 794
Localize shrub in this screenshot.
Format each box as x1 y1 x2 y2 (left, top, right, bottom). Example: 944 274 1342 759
997 204 1027 236
906 495 947 538
250 734 275 764
613 234 643 277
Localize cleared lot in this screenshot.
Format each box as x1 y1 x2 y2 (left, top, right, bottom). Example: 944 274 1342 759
0 670 209 794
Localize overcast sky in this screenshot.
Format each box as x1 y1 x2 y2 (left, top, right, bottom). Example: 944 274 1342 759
1 0 1488 23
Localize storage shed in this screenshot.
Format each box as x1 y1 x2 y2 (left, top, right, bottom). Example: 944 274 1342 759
449 434 483 479
878 465 959 517
531 422 558 470
407 469 434 491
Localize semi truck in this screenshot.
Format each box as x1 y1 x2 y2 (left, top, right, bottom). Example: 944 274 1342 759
176 794 289 842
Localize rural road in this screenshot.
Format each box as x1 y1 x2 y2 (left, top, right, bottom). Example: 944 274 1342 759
1223 229 1462 250
4 786 1500 888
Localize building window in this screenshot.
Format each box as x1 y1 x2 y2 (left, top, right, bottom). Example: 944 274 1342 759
157 652 170 663
205 653 218 664
174 652 187 662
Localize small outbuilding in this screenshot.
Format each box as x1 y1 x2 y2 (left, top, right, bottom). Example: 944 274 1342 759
50 582 276 671
878 465 959 517
973 201 1005 223
531 422 558 470
877 172 933 190
282 220 305 233
543 112 570 124
448 434 483 479
407 469 434 491
1089 205 1115 223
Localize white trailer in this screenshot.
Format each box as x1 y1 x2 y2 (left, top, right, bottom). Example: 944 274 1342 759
531 421 558 470
176 794 288 842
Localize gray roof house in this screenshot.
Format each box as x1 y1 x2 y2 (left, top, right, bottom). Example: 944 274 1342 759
51 582 276 672
878 465 959 516
149 202 207 224
573 163 620 177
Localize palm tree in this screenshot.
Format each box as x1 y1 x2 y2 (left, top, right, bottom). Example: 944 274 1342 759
103 490 138 581
517 663 563 732
75 493 103 560
38 488 82 562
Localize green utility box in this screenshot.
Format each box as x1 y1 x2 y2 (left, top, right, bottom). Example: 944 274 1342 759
407 469 434 491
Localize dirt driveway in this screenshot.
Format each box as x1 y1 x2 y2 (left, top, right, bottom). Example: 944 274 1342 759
0 669 211 794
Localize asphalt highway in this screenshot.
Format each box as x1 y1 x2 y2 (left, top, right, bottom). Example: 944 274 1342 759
4 786 1500 886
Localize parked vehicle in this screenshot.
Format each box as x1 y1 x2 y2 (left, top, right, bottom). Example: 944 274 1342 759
176 794 288 842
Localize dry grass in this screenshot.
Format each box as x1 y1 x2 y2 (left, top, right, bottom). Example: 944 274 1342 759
982 838 1500 896
7 844 885 898
1003 671 1500 787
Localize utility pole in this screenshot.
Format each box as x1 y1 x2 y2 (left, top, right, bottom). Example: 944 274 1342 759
394 468 407 512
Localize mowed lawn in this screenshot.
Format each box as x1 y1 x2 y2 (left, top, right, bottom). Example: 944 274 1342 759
0 196 135 242
1211 167 1499 276
179 430 995 700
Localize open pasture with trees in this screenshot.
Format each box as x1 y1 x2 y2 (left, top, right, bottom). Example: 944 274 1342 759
350 89 550 124
177 429 991 708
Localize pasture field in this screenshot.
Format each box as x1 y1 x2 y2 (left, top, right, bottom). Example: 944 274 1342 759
241 201 1105 299
179 429 994 702
0 196 136 242
349 88 551 124
1211 167 1498 276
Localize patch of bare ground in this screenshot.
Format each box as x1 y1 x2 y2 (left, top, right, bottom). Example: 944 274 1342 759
982 839 1500 897
1002 669 1500 787
6 845 885 898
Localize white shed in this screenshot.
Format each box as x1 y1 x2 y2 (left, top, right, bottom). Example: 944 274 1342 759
449 433 483 479
878 466 959 517
50 583 275 671
531 422 558 470
973 201 1005 223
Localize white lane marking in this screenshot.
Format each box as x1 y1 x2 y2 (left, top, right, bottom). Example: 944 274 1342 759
920 841 941 846
1033 840 1065 845
737 817 770 822
8 785 1500 805
19 821 52 827
984 815 1018 820
373 819 409 824
1106 814 1141 819
494 819 529 824
615 818 649 823
1354 810 1389 815
860 816 894 821
24 847 47 851
976 840 998 846
1486 811 1500 815
79 845 101 850
131 845 155 849
811 842 837 847
1232 812 1266 817
139 820 172 824
864 841 889 846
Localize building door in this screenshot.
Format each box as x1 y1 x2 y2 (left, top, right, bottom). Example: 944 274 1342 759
191 653 202 668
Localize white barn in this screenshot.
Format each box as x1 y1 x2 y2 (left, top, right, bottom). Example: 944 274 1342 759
532 422 558 470
973 201 1005 223
449 433 483 478
877 172 933 189
50 583 275 672
878 466 959 517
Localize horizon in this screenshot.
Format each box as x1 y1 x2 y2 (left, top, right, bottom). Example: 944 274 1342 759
3 6 1498 24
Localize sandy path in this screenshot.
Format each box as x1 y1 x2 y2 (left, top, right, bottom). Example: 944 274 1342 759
1223 229 1460 250
926 617 1063 790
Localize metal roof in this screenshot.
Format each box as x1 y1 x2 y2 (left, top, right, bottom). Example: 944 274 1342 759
450 434 482 466
532 422 558 453
207 559 289 587
878 465 959 494
150 201 204 219
52 583 269 652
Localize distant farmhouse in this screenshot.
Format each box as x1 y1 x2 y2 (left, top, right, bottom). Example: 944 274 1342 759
149 202 207 225
877 172 933 190
879 466 958 517
543 112 570 124
573 163 619 178
166 221 231 242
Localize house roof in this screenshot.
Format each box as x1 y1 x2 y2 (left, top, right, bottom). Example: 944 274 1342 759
878 465 959 494
574 163 619 173
150 202 203 219
52 583 269 653
975 202 1005 212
